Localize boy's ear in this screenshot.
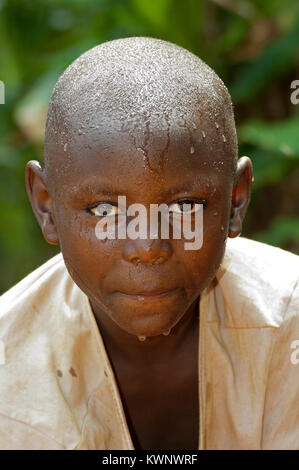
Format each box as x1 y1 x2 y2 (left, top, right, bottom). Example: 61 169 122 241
228 156 253 238
25 160 59 245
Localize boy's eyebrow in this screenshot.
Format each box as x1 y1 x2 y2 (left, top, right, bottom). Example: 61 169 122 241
70 178 216 200
162 182 206 197
71 182 124 198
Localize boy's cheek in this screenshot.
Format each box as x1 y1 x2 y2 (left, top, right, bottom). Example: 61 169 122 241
183 249 225 291
56 211 120 282
179 224 227 287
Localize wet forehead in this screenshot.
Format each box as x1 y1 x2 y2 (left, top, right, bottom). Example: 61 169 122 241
49 94 235 170
47 111 234 207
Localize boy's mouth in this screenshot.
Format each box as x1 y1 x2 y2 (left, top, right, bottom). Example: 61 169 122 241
115 287 181 301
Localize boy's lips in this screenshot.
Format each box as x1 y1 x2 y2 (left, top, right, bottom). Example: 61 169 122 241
115 287 181 301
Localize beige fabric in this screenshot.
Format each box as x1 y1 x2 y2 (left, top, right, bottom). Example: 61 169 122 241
0 236 298 450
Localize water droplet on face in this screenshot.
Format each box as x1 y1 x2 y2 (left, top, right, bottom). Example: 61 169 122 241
202 130 206 139
163 328 171 336
138 335 147 342
215 122 219 129
190 146 195 154
64 143 68 152
222 134 226 143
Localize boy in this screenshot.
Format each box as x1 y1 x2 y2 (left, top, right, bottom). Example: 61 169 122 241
0 37 298 450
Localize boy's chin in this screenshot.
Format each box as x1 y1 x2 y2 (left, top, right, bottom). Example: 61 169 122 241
111 307 187 339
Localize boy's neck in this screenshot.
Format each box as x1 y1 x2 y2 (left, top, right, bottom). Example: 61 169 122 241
90 296 200 367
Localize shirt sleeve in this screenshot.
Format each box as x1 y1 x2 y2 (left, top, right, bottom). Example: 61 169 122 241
261 277 299 449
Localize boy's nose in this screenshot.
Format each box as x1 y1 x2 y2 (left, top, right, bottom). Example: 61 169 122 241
122 239 173 265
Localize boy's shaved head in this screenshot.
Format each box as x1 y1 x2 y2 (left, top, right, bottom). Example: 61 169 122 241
44 36 237 180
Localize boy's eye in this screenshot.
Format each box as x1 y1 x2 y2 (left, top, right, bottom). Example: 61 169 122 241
88 203 119 217
169 199 205 215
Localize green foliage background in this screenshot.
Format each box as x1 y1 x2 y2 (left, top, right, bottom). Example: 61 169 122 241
0 0 298 293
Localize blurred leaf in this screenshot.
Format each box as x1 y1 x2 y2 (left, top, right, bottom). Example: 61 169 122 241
230 26 299 102
13 71 61 142
253 216 299 252
214 17 249 54
241 148 297 190
0 144 21 169
238 114 299 157
131 0 171 30
0 11 21 90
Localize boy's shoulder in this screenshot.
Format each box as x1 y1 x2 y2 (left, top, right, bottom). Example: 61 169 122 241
214 236 298 328
205 237 299 450
225 235 298 274
0 253 101 449
0 252 78 337
1 252 65 305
